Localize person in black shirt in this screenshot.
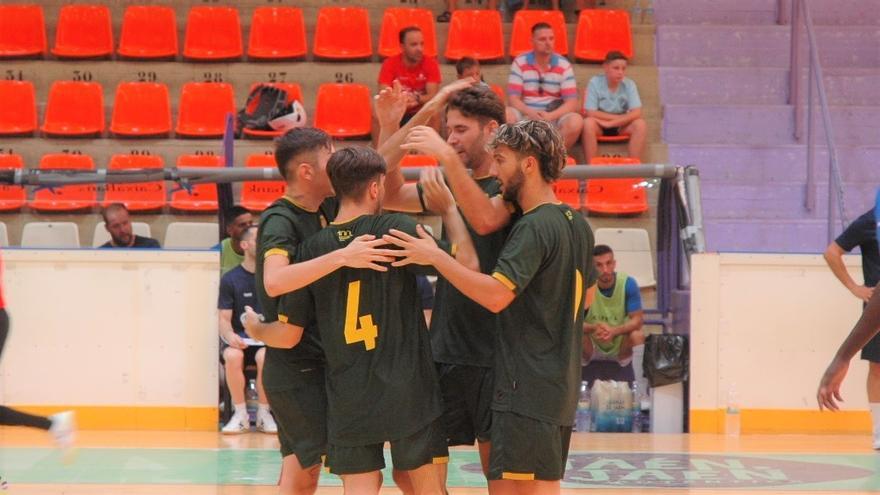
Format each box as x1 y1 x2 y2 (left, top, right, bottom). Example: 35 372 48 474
99 203 160 248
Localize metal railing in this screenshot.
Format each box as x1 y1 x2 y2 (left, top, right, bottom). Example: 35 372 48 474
786 0 847 242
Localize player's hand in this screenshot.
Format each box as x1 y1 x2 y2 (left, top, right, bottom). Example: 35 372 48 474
226 330 248 350
401 126 455 159
595 119 614 129
375 81 408 128
595 323 613 342
383 225 442 267
419 168 456 215
851 285 874 302
438 77 477 99
817 357 849 411
405 91 420 109
241 306 262 343
339 234 398 272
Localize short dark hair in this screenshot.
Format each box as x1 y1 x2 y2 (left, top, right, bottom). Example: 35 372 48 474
446 86 506 128
399 26 421 44
531 22 553 35
593 244 614 257
455 56 479 76
489 120 567 183
604 50 628 64
101 202 129 223
224 205 251 227
274 127 332 180
326 147 387 201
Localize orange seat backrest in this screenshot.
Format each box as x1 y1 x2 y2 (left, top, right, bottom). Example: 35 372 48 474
0 81 37 135
42 81 104 135
585 157 647 214
176 82 236 137
399 154 439 168
248 7 307 59
314 83 372 138
30 153 97 210
118 5 178 59
510 10 569 58
183 6 243 60
0 5 46 57
379 8 437 58
313 7 372 59
574 9 633 62
0 154 27 210
241 153 286 211
104 154 167 211
111 82 172 136
444 10 504 61
171 155 223 211
52 4 113 58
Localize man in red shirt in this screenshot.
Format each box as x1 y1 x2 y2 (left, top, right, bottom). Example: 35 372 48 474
379 26 442 125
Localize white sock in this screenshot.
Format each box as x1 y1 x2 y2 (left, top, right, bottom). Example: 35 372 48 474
233 403 247 416
871 403 880 447
258 403 270 415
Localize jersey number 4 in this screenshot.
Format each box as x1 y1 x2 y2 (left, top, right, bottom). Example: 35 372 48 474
344 281 378 351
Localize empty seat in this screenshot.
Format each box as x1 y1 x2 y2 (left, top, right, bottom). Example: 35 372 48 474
176 82 236 138
314 83 372 138
92 221 152 248
399 154 439 168
118 5 178 59
103 154 166 211
0 154 27 211
29 153 97 212
593 227 656 287
444 10 504 61
21 222 80 248
585 157 647 215
248 7 307 60
241 154 285 212
0 4 46 58
170 155 222 212
313 7 372 60
0 80 37 135
510 10 568 58
574 9 633 62
41 81 104 137
164 222 219 249
51 4 113 59
242 82 304 139
553 180 581 209
111 82 172 137
379 8 437 58
183 7 243 61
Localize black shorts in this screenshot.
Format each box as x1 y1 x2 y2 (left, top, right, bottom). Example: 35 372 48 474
601 126 621 137
326 416 449 475
488 411 572 482
220 342 261 368
862 331 880 362
264 366 328 468
436 363 493 446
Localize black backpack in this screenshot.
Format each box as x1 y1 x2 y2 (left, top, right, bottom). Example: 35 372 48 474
237 85 290 133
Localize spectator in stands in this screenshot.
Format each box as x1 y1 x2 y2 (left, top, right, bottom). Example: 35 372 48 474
220 205 254 276
379 27 442 125
456 57 490 88
219 225 277 435
506 23 582 150
583 244 645 366
437 0 497 23
99 203 160 248
582 51 647 162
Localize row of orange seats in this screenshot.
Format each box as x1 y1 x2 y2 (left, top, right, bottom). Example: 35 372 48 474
0 80 373 139
0 5 632 62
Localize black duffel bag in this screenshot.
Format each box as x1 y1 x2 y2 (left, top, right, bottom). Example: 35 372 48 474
643 334 689 387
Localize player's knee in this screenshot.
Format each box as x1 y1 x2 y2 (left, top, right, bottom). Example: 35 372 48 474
255 347 266 366
583 117 600 135
223 347 244 367
631 118 647 134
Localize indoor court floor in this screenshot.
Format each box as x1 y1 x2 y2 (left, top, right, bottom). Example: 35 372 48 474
1 428 878 494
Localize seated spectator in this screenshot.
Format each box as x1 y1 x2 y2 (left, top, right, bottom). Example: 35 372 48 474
583 244 645 366
379 27 442 126
582 51 647 162
437 0 498 23
99 203 160 248
455 57 490 88
505 23 582 150
220 205 253 276
219 225 276 435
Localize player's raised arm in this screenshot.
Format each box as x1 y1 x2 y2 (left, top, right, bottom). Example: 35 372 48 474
242 306 303 349
419 167 479 272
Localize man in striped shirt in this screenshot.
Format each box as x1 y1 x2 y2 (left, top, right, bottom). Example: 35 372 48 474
505 23 583 150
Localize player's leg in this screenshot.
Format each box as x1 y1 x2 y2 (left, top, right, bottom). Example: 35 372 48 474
279 454 322 495
621 118 647 161
406 463 445 495
581 117 601 163
616 330 646 367
556 113 583 150
254 347 277 433
391 417 449 495
869 362 880 449
582 335 596 363
329 443 385 495
392 469 415 495
221 346 249 434
340 471 383 495
487 412 570 495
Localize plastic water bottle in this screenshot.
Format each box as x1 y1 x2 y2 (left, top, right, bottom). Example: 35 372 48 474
246 378 259 425
639 387 652 433
575 381 591 432
725 385 741 437
631 382 643 433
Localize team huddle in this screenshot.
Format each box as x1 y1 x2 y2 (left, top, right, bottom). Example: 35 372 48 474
242 79 595 495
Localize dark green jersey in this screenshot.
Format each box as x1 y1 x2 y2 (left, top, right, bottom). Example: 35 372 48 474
422 176 515 368
255 195 338 390
489 203 595 426
281 213 449 446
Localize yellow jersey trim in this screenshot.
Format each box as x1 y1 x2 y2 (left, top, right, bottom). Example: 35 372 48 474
432 456 450 465
522 201 563 215
492 272 517 292
450 243 458 257
278 314 289 323
264 248 288 259
502 472 535 481
330 214 365 226
282 195 319 213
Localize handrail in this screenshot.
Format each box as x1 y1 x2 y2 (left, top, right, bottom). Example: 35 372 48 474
788 0 847 242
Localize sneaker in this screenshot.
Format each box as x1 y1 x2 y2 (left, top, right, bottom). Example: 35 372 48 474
221 412 250 435
49 411 76 451
257 410 278 434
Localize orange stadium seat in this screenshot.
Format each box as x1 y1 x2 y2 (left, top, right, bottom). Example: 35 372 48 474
444 10 504 61
30 153 97 212
598 133 631 143
574 9 634 62
176 82 236 138
0 4 46 58
111 82 172 137
118 5 178 59
241 82 304 139
51 4 113 59
41 81 104 137
0 154 27 211
314 83 372 138
400 154 439 168
103 154 167 212
510 10 568 58
0 81 37 136
490 84 507 105
313 7 373 60
379 8 437 58
585 157 647 214
170 155 222 212
248 7 307 60
183 7 243 61
241 154 285 212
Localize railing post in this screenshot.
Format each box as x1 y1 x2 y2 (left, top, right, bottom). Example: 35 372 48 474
805 57 815 212
790 0 802 141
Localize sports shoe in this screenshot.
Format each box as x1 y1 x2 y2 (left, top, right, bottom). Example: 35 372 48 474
49 411 76 451
257 409 278 434
221 411 250 435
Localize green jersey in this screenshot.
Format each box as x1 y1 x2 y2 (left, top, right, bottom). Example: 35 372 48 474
422 177 515 368
489 203 595 426
281 213 449 446
255 195 338 390
585 272 628 355
220 237 244 277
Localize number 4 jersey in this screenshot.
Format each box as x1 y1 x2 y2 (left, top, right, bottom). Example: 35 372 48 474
279 213 451 447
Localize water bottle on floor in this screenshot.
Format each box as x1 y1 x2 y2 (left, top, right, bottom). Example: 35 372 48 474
246 378 259 426
575 380 591 432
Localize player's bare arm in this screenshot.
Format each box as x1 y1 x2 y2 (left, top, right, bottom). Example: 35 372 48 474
419 167 480 272
242 305 304 349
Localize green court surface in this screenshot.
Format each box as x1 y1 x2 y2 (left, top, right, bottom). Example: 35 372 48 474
1 448 879 490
